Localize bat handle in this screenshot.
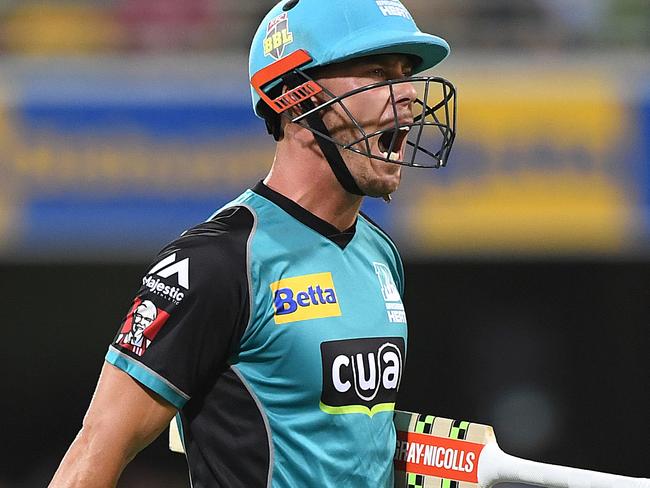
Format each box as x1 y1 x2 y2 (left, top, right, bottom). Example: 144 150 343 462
478 442 650 488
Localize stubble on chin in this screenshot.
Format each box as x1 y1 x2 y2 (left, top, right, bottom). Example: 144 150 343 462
327 122 403 197
352 157 402 197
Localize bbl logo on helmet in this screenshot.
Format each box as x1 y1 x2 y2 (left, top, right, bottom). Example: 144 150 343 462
264 12 294 60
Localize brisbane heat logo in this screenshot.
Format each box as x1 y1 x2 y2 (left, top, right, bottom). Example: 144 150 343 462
263 12 294 59
270 272 341 324
374 262 406 324
375 0 413 19
320 337 405 416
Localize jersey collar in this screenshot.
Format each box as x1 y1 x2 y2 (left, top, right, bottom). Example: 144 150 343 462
252 181 356 249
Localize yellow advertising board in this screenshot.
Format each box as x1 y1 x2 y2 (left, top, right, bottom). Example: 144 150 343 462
406 66 634 255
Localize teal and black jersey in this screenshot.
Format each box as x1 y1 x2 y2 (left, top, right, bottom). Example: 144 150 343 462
106 181 408 487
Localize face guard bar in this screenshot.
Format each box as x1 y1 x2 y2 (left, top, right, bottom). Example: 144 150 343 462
252 50 457 169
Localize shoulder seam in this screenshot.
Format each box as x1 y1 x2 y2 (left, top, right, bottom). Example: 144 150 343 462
205 190 256 222
359 211 402 259
238 203 259 341
359 211 396 245
205 203 252 223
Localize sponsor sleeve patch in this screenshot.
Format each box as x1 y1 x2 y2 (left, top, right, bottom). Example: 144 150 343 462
115 297 170 357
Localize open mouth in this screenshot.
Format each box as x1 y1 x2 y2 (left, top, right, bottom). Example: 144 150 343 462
378 127 410 161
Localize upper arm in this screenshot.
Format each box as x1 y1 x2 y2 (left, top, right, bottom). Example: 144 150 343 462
84 361 178 458
49 362 177 488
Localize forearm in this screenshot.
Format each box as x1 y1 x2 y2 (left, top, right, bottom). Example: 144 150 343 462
49 426 132 488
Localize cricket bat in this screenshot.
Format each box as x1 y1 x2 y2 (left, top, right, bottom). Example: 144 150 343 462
168 410 649 487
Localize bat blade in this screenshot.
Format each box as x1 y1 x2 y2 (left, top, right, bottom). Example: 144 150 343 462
393 410 650 488
168 411 649 487
393 410 494 488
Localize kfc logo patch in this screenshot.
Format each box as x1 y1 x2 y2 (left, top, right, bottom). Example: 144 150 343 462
116 298 169 356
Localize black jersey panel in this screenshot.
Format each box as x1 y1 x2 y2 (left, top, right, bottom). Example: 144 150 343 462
109 206 254 405
180 366 271 488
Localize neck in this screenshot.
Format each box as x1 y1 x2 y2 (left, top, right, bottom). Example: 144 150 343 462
264 134 363 231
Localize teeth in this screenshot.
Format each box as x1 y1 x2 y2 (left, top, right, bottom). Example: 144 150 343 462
399 127 410 133
381 151 400 161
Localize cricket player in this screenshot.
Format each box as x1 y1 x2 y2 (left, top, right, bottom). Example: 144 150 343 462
50 0 456 486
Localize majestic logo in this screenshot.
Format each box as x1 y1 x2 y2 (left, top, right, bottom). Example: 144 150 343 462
147 253 189 289
270 272 341 324
320 337 405 416
374 262 406 324
116 298 170 356
375 0 413 19
142 253 189 303
263 12 294 59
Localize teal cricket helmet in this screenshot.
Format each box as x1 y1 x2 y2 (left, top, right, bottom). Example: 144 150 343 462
247 0 457 196
249 0 450 118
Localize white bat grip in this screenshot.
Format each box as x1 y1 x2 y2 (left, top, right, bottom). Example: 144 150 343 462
478 442 650 488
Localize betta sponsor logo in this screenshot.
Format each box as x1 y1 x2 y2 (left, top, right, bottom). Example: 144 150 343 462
270 272 341 324
320 337 405 416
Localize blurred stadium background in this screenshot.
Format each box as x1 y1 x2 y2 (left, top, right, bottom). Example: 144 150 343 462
0 0 648 486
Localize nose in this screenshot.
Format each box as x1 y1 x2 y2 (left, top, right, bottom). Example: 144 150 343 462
393 79 417 108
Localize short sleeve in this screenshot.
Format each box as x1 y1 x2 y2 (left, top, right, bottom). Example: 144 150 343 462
106 206 254 409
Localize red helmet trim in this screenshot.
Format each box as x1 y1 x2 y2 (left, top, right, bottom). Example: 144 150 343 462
250 49 323 114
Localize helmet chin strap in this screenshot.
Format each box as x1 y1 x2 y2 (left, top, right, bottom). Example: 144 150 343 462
304 111 394 203
301 99 366 197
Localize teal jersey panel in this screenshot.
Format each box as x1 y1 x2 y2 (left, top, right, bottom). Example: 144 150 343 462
228 188 408 487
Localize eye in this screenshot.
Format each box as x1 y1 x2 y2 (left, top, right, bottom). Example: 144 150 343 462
369 67 387 78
